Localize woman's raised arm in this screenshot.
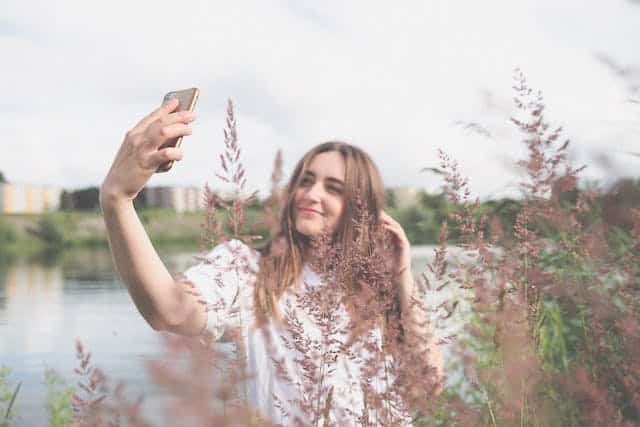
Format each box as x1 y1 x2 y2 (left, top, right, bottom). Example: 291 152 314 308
100 99 204 335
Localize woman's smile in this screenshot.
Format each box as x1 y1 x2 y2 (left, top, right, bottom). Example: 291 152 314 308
293 150 346 237
297 207 323 216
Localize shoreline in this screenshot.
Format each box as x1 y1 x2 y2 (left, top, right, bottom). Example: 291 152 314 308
0 205 445 259
0 209 215 258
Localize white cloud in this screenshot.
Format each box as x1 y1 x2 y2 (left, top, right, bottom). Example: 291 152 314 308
1 0 639 198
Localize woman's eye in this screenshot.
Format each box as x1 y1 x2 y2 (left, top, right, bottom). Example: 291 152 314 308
327 186 342 194
300 177 313 186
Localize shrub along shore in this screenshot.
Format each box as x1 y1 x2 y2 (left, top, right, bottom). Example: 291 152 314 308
1 179 638 259
0 195 452 258
0 208 220 257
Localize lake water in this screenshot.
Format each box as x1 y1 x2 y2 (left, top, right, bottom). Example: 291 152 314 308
0 244 462 426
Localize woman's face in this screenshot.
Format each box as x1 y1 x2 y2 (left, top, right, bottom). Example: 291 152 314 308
293 151 346 238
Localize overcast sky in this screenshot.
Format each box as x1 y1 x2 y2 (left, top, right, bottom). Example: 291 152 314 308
2 0 639 199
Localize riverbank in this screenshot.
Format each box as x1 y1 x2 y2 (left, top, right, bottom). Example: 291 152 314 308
0 204 442 259
0 208 267 258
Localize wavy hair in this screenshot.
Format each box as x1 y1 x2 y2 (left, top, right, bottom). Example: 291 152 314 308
254 141 386 323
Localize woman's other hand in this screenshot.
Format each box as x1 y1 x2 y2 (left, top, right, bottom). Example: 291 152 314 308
380 211 411 279
381 212 445 390
100 98 196 203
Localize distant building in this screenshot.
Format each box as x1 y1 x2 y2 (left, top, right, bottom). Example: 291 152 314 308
144 186 204 212
0 183 61 214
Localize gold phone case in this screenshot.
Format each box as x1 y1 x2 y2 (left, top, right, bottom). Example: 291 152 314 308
156 87 200 173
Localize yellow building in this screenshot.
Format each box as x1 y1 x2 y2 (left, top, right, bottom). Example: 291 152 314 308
0 183 61 214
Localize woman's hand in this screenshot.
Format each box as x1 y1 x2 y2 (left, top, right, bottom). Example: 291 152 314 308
380 211 411 279
100 98 196 203
380 210 416 305
381 212 444 389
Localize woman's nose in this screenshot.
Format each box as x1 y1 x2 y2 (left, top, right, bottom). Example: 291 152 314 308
303 183 323 202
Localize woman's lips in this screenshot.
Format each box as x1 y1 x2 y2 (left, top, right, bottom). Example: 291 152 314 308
298 207 322 216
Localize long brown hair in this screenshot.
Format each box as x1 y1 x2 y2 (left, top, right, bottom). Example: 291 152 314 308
254 141 386 323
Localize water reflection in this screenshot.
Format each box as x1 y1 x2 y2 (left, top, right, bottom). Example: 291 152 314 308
2 261 64 354
0 245 451 426
0 246 201 426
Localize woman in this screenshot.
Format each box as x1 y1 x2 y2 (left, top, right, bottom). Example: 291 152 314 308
100 98 444 425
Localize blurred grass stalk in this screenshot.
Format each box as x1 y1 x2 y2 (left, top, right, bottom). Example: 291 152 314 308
0 367 21 427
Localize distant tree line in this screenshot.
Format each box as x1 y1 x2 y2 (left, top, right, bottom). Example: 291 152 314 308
6 176 639 247
60 187 153 211
387 177 640 244
57 187 261 212
60 187 101 211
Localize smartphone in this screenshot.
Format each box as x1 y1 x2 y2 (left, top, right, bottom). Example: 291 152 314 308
156 87 200 173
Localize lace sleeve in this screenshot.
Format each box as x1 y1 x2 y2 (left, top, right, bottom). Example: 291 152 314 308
181 239 253 342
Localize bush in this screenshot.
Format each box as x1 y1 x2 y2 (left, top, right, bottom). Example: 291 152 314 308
426 69 640 426
0 219 17 246
37 214 67 248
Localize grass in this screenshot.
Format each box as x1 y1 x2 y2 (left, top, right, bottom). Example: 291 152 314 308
0 367 21 427
0 207 271 257
1 71 639 426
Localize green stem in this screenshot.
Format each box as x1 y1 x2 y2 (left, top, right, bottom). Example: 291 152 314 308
3 381 21 423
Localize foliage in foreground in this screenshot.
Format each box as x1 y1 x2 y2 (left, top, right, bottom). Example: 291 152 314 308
2 69 639 426
422 69 639 426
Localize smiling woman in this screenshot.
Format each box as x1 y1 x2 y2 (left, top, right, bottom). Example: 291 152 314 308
100 98 443 426
253 142 387 323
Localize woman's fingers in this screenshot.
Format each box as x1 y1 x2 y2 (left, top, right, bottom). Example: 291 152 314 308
380 211 401 227
102 100 196 201
380 211 402 230
133 100 196 136
384 222 405 241
147 147 184 168
167 109 197 124
382 214 410 246
134 98 180 132
132 116 193 173
383 221 400 232
140 113 195 150
157 110 197 131
156 122 193 142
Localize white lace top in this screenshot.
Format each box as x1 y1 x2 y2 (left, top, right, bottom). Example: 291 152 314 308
182 239 413 426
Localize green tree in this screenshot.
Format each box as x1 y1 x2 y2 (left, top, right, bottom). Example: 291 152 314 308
385 189 398 209
37 215 66 248
59 191 74 211
71 187 100 211
0 219 17 246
